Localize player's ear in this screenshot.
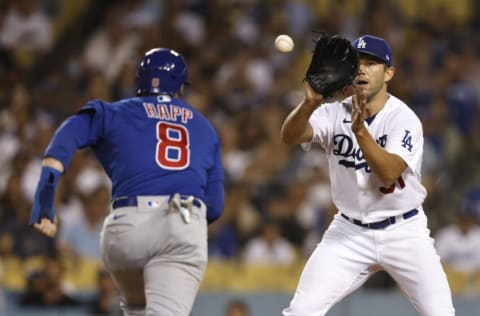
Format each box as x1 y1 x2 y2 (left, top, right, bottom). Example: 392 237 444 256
384 66 395 83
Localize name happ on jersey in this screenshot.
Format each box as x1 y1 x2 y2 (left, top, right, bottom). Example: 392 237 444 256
143 102 193 123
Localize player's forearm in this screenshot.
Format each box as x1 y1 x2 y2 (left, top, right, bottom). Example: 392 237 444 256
280 99 318 144
29 163 63 227
354 127 406 186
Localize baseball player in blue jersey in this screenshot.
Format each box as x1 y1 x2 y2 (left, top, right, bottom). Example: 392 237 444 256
281 35 454 315
29 48 224 316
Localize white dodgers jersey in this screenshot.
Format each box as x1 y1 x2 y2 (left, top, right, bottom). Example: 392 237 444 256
303 95 427 223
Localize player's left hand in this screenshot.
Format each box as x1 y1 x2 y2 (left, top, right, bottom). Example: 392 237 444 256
33 216 58 238
305 33 359 99
351 87 367 133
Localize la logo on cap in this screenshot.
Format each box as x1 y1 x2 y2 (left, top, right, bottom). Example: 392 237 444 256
357 38 366 49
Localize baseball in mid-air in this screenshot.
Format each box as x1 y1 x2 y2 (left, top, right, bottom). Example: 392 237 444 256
275 34 294 53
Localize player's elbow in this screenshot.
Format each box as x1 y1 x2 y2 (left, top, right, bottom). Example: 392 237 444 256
281 123 313 145
280 128 302 145
379 172 401 187
381 177 395 187
204 179 224 224
281 133 297 145
207 206 223 224
377 155 407 187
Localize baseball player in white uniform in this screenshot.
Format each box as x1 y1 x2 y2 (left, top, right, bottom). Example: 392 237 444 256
281 35 455 316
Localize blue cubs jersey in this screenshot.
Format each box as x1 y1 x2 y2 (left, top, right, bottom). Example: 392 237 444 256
45 95 224 207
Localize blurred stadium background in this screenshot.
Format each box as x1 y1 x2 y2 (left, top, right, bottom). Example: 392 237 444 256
1 0 480 315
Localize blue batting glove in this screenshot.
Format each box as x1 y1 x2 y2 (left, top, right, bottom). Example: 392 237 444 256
29 166 62 225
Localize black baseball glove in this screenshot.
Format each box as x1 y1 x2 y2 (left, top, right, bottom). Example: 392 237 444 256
305 33 359 98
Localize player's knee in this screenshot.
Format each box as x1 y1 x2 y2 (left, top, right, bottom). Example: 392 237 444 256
283 301 327 316
121 301 146 316
418 305 455 316
416 297 455 316
145 292 192 316
146 302 190 316
283 306 304 316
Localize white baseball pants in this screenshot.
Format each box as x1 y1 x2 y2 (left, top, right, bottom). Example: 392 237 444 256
283 211 455 316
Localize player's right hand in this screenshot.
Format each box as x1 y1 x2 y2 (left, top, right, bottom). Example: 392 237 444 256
351 87 367 134
33 216 58 238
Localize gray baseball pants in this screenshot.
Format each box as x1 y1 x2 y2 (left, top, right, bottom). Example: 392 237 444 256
100 195 208 316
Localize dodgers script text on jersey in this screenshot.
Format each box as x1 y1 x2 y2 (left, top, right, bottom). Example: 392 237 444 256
304 94 426 223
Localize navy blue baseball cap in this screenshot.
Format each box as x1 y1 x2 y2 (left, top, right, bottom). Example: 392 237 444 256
352 35 393 67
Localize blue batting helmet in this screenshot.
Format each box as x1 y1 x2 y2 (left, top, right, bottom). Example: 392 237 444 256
135 48 188 96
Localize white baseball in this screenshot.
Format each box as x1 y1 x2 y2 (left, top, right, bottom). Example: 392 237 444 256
275 34 294 53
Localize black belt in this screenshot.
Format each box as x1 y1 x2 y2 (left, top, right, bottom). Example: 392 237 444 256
341 209 418 229
112 195 202 210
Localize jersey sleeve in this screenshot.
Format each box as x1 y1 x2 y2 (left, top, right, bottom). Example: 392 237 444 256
77 100 107 143
205 138 225 223
384 110 424 175
301 103 335 151
44 100 107 169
